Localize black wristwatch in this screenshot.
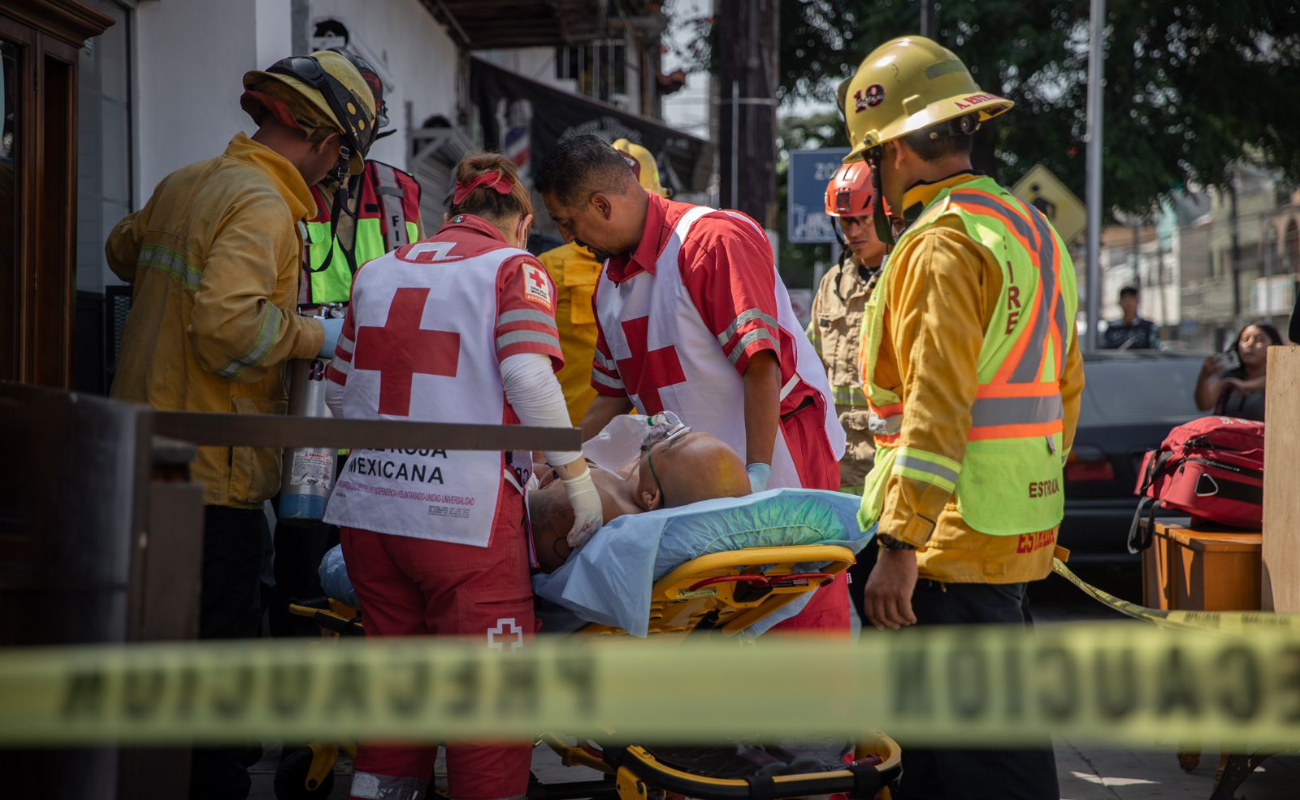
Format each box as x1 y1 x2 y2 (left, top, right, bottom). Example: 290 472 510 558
878 534 917 551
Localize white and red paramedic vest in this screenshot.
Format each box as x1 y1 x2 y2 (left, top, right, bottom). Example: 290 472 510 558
324 241 531 547
595 206 845 489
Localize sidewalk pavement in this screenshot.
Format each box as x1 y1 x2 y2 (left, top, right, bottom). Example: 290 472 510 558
1057 740 1297 800
250 740 1300 799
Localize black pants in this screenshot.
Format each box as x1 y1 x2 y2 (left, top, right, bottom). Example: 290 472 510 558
895 581 1059 800
189 505 267 800
269 517 340 636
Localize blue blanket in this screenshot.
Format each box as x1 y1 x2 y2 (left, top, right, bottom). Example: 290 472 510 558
531 488 874 637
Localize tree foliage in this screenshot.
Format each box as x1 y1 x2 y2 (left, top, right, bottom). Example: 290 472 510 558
749 0 1300 214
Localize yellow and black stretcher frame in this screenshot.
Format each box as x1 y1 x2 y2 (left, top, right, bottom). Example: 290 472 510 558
279 544 901 800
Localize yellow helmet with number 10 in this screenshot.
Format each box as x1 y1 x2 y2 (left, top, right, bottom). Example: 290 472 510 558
842 36 1014 163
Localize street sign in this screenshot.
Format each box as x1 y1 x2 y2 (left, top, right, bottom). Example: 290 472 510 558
1012 164 1087 244
787 148 850 244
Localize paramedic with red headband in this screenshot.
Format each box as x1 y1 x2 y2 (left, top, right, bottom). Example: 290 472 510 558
534 135 850 632
322 154 602 800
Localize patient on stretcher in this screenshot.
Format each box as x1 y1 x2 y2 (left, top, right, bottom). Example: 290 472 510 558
531 428 750 572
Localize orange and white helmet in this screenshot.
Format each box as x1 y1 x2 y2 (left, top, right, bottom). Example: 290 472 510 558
824 161 887 218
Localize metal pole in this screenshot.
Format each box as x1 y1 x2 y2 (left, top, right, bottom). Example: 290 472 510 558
1229 176 1242 327
1156 233 1167 331
730 80 739 209
1131 221 1141 291
1083 0 1106 353
920 0 937 39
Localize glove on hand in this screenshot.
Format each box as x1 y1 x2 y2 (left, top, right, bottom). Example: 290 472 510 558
318 317 345 359
746 462 772 494
562 468 604 548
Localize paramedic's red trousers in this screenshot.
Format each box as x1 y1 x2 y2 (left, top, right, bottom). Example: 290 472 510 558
341 491 533 800
772 393 853 634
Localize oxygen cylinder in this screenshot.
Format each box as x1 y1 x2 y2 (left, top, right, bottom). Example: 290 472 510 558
279 307 343 524
279 357 336 524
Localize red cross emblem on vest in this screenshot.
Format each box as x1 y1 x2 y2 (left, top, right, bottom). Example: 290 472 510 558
616 316 685 415
354 287 460 416
523 264 552 306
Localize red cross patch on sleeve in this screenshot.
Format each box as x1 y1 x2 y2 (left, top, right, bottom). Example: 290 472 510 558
523 264 553 307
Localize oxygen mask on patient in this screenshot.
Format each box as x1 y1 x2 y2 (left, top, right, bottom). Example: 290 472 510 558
583 411 686 475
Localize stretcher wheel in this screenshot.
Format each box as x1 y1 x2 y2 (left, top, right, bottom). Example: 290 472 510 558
273 747 336 800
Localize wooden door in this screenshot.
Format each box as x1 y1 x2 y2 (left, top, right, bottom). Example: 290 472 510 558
0 0 111 387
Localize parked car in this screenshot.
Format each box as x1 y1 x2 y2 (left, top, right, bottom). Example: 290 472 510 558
1059 351 1206 563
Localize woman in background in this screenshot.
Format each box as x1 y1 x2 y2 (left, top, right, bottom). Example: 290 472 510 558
1194 322 1284 421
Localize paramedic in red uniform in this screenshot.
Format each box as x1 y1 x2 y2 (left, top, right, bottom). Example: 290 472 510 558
535 135 851 632
322 153 603 800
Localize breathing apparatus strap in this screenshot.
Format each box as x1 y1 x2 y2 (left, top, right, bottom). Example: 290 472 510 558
867 148 895 248
267 56 375 279
305 167 358 277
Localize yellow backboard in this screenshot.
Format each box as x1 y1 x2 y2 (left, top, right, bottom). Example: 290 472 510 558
1011 164 1086 244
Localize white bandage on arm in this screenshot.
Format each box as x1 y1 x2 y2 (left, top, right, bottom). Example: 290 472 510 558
500 353 583 467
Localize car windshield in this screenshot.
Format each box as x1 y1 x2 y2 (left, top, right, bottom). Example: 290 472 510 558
1079 355 1205 425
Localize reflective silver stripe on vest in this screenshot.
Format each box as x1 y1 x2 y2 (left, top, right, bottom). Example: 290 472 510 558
717 308 780 347
593 349 618 371
894 453 961 486
779 373 800 401
497 309 558 329
869 411 902 435
726 328 780 364
948 192 1063 384
970 394 1064 428
374 164 412 253
496 330 561 351
592 368 624 389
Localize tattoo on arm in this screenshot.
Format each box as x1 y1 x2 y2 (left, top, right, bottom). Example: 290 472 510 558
529 487 575 572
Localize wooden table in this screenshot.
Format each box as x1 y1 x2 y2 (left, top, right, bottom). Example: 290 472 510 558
1142 522 1262 612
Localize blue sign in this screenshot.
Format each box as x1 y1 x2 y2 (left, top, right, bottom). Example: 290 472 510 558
787 148 850 244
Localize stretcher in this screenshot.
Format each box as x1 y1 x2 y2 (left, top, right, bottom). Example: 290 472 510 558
274 543 900 799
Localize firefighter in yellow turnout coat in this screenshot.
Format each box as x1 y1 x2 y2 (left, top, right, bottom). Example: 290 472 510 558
844 37 1085 800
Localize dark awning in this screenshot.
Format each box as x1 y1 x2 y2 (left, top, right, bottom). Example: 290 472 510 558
470 57 714 198
421 0 607 49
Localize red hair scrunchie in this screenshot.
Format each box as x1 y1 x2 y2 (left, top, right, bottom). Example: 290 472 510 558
452 170 514 206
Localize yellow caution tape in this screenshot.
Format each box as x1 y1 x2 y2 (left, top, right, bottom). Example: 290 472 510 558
3 623 1300 748
1052 558 1300 633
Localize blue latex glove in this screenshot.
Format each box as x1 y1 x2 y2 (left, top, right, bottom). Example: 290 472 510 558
746 462 772 494
318 317 344 358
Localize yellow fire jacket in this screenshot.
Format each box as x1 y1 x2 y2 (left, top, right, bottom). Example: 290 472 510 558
538 241 603 425
875 173 1085 583
107 133 324 508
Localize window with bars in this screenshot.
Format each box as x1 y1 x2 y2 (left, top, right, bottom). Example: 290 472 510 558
555 39 628 102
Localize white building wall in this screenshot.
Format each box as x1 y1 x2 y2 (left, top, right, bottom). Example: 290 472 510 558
308 0 459 169
121 0 455 291
478 48 563 88
131 0 271 207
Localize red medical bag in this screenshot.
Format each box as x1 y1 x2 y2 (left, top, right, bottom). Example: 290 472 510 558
1129 416 1264 552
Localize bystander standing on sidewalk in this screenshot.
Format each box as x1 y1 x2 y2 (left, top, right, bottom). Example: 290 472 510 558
1103 286 1160 350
